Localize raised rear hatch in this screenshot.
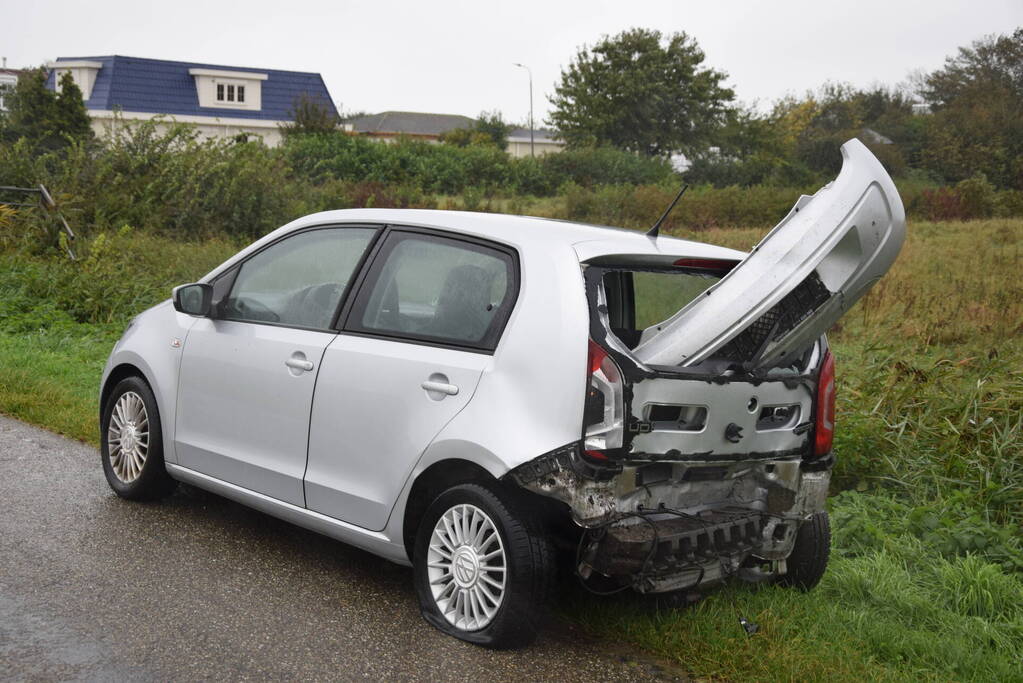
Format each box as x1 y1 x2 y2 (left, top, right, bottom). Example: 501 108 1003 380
632 138 906 371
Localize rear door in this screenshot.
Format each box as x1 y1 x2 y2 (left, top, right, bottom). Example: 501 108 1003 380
633 138 906 370
304 229 519 531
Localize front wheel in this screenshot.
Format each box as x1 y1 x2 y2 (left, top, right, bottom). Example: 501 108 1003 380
413 482 554 648
100 376 177 501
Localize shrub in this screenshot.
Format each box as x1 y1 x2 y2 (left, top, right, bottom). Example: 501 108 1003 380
955 173 998 218
540 146 674 187
910 186 968 221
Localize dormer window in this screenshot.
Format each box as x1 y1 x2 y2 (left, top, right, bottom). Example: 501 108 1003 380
50 60 103 100
189 68 266 111
217 83 245 103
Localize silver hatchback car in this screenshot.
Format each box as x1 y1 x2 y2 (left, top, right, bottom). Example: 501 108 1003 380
100 139 905 648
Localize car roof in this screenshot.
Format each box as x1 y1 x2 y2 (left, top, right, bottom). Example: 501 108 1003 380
289 209 748 262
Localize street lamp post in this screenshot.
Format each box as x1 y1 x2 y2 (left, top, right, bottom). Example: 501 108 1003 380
513 63 534 157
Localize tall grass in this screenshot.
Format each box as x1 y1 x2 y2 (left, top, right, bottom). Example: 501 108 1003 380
566 531 1023 681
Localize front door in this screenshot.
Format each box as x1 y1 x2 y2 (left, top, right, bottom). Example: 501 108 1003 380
304 230 519 530
175 226 378 505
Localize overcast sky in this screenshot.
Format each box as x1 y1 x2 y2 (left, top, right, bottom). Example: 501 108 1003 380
5 0 1021 125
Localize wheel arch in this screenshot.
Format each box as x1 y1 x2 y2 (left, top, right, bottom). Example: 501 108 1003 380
402 458 495 561
100 362 152 414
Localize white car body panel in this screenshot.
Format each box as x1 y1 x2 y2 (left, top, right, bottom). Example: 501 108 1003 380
402 234 592 479
175 319 336 506
101 301 200 465
305 335 489 531
166 463 411 564
633 139 907 369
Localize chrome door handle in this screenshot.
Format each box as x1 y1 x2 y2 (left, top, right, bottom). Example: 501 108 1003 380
421 380 459 396
285 357 314 372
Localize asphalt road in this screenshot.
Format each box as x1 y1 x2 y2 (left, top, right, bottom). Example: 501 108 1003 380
0 415 684 682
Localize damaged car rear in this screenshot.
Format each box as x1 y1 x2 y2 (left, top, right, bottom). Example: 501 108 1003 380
509 138 905 599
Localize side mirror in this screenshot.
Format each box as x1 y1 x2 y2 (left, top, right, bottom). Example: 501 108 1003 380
172 283 213 317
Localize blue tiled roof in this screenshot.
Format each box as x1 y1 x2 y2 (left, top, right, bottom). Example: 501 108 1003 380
46 55 336 121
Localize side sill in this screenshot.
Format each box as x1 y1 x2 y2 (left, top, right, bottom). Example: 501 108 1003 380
165 464 411 567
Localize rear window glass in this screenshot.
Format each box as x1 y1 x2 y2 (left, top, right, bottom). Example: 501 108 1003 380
632 271 721 329
600 269 722 349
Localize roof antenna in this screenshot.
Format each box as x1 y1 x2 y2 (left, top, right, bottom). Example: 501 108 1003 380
646 184 688 239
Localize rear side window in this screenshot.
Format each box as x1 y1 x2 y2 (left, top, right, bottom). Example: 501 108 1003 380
348 232 517 350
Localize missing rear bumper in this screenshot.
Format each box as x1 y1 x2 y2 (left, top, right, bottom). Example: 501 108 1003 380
507 446 831 594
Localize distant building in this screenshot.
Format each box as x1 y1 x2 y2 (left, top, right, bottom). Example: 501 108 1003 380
344 112 565 157
45 55 337 146
0 65 22 111
505 127 563 158
345 111 475 142
861 128 894 145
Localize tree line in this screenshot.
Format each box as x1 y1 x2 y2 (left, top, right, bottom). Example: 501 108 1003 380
549 26 1023 190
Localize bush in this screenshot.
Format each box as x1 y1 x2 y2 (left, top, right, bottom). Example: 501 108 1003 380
280 133 674 196
955 173 998 218
539 146 675 187
2 117 1021 252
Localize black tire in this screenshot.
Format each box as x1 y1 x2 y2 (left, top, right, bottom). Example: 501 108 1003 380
413 481 554 649
100 376 177 501
779 510 830 590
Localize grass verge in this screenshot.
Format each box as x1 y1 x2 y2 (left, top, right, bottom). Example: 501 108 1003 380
1 218 1021 681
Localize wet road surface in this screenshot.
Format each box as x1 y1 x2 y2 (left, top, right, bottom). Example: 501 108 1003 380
0 415 684 681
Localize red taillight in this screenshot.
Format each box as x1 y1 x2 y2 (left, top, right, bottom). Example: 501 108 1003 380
672 257 737 272
584 339 624 454
588 339 608 375
814 350 836 456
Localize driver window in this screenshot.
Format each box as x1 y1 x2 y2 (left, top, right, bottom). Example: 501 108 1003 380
222 228 376 329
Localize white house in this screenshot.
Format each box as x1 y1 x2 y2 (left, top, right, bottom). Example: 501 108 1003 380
46 55 337 147
0 66 21 111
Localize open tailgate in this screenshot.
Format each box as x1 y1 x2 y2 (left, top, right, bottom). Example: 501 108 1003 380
633 138 906 370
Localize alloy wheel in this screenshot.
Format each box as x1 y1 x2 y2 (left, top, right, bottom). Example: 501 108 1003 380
107 391 149 483
427 503 507 631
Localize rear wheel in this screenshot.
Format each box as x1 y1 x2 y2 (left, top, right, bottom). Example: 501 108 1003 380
413 482 553 648
779 510 830 590
100 376 177 500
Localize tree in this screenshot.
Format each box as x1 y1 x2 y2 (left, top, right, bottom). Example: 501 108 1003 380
473 111 510 150
280 93 341 136
548 28 734 156
920 27 1022 107
0 68 94 150
916 28 1023 188
684 105 804 186
441 111 510 150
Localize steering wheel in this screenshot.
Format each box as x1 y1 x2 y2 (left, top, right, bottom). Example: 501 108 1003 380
230 297 281 323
